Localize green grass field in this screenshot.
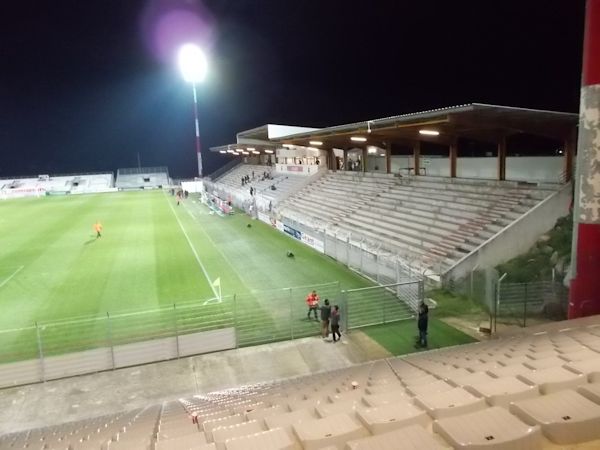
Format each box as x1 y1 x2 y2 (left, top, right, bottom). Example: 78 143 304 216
0 190 375 361
0 190 474 364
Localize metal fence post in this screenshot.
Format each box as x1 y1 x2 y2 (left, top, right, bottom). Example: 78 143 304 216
173 303 180 358
233 294 239 348
35 321 46 382
106 312 116 370
342 290 349 332
523 284 528 328
289 288 294 340
496 273 507 334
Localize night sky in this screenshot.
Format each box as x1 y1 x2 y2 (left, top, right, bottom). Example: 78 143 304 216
0 0 586 178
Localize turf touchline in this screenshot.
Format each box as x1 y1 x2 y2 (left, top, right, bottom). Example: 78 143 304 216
0 265 24 290
163 191 219 299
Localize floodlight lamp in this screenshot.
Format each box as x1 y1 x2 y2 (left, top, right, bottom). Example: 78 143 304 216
246 147 256 151
367 146 378 154
350 136 367 142
265 149 274 154
252 150 260 154
309 141 323 146
178 43 208 83
219 150 226 153
419 129 440 136
226 149 235 153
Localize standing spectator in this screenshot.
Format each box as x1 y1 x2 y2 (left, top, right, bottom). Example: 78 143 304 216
416 302 429 348
320 299 331 339
306 290 319 320
331 305 341 342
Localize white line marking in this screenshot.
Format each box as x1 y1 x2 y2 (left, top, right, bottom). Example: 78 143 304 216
163 192 219 300
0 265 24 290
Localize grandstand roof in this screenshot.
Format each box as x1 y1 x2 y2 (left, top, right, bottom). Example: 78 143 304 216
277 103 578 147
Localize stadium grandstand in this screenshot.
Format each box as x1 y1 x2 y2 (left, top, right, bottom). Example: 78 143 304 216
115 167 171 190
0 173 115 199
208 103 575 281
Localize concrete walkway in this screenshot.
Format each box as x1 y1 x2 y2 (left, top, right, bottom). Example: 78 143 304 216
0 331 390 434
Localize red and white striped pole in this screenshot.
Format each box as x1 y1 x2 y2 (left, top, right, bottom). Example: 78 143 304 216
569 0 600 318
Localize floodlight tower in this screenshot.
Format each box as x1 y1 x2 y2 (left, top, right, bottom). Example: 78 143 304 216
178 43 208 178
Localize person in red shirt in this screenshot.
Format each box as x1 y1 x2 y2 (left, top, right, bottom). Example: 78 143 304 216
306 290 319 320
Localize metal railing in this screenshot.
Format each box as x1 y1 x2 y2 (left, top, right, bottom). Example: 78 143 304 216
0 279 423 366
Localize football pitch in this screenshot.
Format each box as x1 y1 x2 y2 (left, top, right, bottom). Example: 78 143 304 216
0 190 375 362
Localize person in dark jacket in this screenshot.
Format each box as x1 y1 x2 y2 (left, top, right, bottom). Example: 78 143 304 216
416 302 429 348
319 299 331 339
331 305 341 342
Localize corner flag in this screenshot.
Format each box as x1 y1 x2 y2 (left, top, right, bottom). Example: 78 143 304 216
212 277 222 301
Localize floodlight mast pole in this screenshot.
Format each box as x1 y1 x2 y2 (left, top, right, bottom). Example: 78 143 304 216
192 83 203 178
569 0 600 318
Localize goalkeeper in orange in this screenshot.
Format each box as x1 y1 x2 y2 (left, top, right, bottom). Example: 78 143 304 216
94 221 103 238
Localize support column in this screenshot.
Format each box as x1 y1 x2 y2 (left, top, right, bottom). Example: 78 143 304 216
413 141 421 176
569 0 600 318
362 147 368 173
385 143 392 174
497 136 507 181
343 149 348 171
449 138 458 178
564 127 577 182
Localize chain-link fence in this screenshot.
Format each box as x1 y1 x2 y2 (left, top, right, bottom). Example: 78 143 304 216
342 281 421 330
495 280 568 327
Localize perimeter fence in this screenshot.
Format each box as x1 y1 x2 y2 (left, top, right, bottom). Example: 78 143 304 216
0 280 422 387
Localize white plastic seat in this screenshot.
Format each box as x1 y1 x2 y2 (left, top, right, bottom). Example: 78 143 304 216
446 371 494 388
433 406 542 450
523 356 566 370
155 432 208 450
316 399 365 418
203 415 244 441
292 412 369 450
362 389 411 407
413 387 487 419
345 424 449 450
356 401 429 434
487 363 533 378
245 405 286 422
517 366 586 394
406 380 454 397
466 376 539 407
564 357 600 382
212 420 264 450
224 428 295 450
510 390 600 445
264 408 315 437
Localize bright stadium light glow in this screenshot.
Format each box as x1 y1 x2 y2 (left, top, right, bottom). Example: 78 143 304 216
265 149 274 154
219 150 226 153
367 146 378 154
178 43 208 83
350 136 367 142
242 151 249 155
282 144 293 148
419 129 440 136
252 150 260 154
226 149 235 153
309 141 323 146
246 147 255 151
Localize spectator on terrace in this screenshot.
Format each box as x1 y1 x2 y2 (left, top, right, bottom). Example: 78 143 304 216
319 299 331 339
306 290 319 320
416 302 429 348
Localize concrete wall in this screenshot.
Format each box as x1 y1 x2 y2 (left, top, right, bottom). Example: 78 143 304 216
506 156 563 183
388 155 563 182
443 183 572 283
0 328 236 388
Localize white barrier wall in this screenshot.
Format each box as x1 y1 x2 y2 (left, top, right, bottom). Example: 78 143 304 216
506 156 563 183
0 328 236 388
